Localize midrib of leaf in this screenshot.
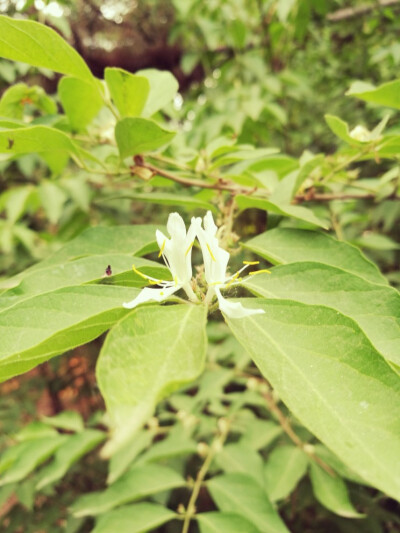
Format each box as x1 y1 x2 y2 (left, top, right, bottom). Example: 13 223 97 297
243 314 396 485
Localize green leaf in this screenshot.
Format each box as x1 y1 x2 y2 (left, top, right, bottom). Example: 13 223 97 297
38 180 67 224
71 464 184 517
0 285 139 382
0 125 80 158
226 299 400 500
97 304 207 456
264 445 308 502
14 421 58 442
244 262 400 368
0 83 56 119
197 512 260 533
235 195 328 229
325 114 361 145
107 431 153 485
346 79 400 109
92 503 175 533
36 430 105 489
136 69 179 117
243 228 387 285
104 191 215 212
0 15 94 83
136 425 196 465
0 436 66 486
215 443 265 487
105 68 150 118
41 411 84 433
207 473 289 533
58 77 104 130
115 117 176 158
309 463 365 518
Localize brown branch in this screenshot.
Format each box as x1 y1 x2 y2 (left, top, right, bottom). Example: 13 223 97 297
262 390 336 476
327 0 400 22
295 191 400 202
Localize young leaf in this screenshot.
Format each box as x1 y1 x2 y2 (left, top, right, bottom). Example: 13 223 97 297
309 463 365 518
92 503 176 533
235 195 328 229
325 115 362 145
244 262 400 368
41 411 84 433
136 69 179 117
58 77 104 130
264 445 308 502
243 228 387 284
197 512 260 533
215 443 265 487
36 430 105 489
226 299 400 501
207 473 290 533
0 15 94 83
97 304 207 456
71 464 184 517
107 431 153 485
0 436 67 486
104 68 150 117
115 117 176 158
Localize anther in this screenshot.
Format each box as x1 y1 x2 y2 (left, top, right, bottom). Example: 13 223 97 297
249 269 271 276
185 241 194 257
243 261 260 265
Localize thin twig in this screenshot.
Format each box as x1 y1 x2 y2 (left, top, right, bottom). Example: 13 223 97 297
327 0 400 21
181 419 231 533
262 390 336 476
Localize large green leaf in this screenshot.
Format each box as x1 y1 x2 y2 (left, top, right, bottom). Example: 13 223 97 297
92 503 175 533
215 443 265 487
71 464 184 517
243 228 386 284
115 117 176 157
235 195 328 229
97 303 207 456
226 299 400 500
244 262 400 368
0 285 139 382
104 68 150 118
58 77 104 130
0 15 94 83
2 225 161 287
346 80 400 110
0 255 167 311
207 473 289 533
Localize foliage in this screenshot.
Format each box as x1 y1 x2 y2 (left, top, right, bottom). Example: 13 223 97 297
0 2 399 532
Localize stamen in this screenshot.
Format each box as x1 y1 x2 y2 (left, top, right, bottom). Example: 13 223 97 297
158 239 166 258
185 241 194 256
243 261 260 265
132 265 162 284
206 243 216 262
249 269 271 276
225 271 240 288
174 276 178 286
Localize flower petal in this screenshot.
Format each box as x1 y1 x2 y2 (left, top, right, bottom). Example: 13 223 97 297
123 284 179 309
215 287 265 319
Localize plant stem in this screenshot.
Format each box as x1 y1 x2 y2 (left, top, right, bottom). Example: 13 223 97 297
181 419 230 533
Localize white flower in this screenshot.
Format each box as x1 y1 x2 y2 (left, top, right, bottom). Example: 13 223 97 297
123 212 198 309
349 125 372 143
192 211 267 319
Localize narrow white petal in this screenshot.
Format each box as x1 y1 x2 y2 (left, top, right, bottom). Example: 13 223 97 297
167 212 186 240
123 284 179 309
215 287 265 319
156 229 169 250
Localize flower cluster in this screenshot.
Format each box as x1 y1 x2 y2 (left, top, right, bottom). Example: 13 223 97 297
123 211 268 318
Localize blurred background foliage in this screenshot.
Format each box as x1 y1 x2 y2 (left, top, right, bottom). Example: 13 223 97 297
0 0 400 531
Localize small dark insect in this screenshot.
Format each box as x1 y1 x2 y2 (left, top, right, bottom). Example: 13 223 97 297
7 138 14 149
105 265 112 276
